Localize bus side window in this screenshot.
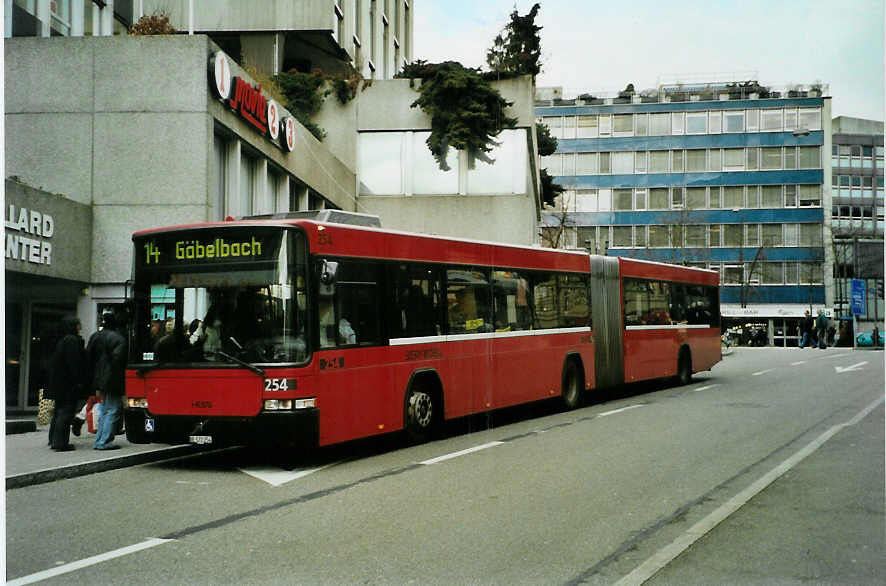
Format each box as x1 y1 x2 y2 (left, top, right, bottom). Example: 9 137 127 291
390 264 443 339
532 272 558 330
321 260 382 348
446 269 491 334
558 273 590 328
492 270 532 332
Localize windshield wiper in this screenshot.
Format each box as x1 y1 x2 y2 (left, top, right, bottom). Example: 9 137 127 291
209 349 265 377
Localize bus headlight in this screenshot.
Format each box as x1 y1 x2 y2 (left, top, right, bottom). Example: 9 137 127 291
294 398 316 409
264 399 293 411
127 398 148 408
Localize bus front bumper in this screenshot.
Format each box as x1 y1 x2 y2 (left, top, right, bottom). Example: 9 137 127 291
123 407 319 449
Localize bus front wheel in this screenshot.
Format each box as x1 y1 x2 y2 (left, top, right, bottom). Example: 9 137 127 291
405 382 436 443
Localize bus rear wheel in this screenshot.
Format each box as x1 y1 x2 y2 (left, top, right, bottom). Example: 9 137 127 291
405 383 436 443
677 349 692 385
562 359 582 410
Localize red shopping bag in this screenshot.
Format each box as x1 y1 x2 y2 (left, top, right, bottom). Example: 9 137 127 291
85 396 102 434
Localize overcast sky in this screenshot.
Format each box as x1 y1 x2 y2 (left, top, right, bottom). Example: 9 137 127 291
414 0 884 121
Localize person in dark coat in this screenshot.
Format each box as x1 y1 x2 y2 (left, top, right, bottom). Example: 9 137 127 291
47 315 88 451
87 310 127 450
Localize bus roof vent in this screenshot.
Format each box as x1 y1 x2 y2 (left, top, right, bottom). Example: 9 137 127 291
244 210 382 227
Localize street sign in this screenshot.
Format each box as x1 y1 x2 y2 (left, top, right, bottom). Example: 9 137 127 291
850 278 866 316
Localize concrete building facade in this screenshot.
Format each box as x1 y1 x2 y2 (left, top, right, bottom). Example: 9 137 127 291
536 80 832 347
830 116 884 336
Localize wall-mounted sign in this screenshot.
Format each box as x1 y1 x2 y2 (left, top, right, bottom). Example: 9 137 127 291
4 205 54 265
210 52 293 152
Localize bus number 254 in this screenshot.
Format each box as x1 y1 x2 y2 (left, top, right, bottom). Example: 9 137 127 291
264 378 294 391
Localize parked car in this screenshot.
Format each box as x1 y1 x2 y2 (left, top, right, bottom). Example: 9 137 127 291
856 331 885 347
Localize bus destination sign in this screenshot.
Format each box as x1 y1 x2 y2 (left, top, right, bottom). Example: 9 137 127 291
138 231 279 268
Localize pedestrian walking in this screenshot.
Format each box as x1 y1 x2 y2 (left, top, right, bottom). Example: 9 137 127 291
87 310 127 450
47 315 89 451
798 310 813 348
815 310 828 349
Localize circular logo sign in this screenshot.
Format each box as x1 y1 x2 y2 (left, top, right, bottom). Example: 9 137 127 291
212 52 232 101
267 101 280 140
281 117 296 152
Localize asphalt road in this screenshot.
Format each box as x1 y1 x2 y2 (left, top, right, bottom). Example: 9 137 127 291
5 347 884 585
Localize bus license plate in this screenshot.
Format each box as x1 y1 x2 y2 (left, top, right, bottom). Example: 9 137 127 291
189 435 213 445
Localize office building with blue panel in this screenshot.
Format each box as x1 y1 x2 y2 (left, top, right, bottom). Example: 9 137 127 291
536 80 832 347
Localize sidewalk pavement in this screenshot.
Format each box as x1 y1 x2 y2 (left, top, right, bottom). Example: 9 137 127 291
5 419 198 489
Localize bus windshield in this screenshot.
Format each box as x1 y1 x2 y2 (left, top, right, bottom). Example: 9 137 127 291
130 226 309 366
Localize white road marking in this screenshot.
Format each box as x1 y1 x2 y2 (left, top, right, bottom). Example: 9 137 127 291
824 353 851 360
790 361 807 366
239 463 338 487
693 384 719 393
598 405 647 417
835 361 868 374
7 538 174 585
613 395 885 586
751 368 774 376
420 441 504 465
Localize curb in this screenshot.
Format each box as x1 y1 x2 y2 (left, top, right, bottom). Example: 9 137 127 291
6 420 38 434
5 444 199 490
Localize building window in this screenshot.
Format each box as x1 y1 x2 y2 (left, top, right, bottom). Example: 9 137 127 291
413 132 458 194
359 132 404 194
746 109 759 132
686 187 706 209
761 147 782 170
709 111 722 133
784 109 798 131
577 115 598 138
709 148 722 171
334 2 345 43
686 225 706 247
611 152 633 174
599 115 612 136
649 151 669 173
761 224 784 246
724 111 745 132
760 109 783 131
723 225 743 247
612 226 633 247
240 151 256 216
634 114 648 136
648 225 669 247
575 153 597 175
635 151 647 174
613 114 633 135
613 189 633 210
798 146 820 169
761 185 782 208
723 186 744 208
784 223 799 246
671 112 685 135
798 108 822 131
686 112 707 134
649 113 670 136
671 187 685 208
649 188 669 210
723 148 745 171
672 150 684 173
686 150 706 172
746 224 761 246
709 224 722 246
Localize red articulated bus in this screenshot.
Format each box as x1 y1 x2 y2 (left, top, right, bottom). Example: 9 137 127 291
123 212 721 451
